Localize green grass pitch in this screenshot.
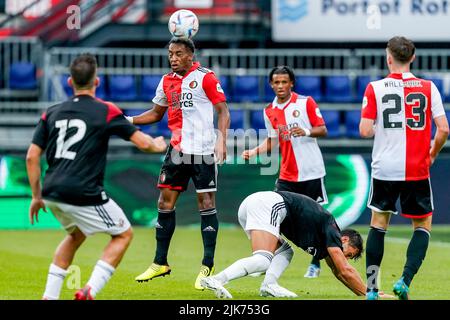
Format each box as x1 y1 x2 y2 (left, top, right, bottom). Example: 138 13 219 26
1 225 450 300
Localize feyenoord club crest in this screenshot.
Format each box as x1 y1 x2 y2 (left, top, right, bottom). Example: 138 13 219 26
189 80 198 89
292 110 300 118
160 173 166 183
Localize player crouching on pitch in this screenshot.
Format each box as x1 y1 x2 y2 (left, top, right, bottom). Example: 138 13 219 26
201 191 393 299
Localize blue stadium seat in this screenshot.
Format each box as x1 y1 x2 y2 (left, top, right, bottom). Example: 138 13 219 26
229 109 245 130
141 75 161 102
264 80 274 102
232 75 260 102
109 75 138 101
344 110 361 138
428 77 445 98
321 110 341 138
356 76 379 102
295 76 322 102
156 112 171 137
250 110 266 132
95 75 107 100
324 76 353 103
9 62 37 90
59 74 73 97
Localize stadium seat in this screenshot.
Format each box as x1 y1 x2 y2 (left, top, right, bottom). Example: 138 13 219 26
95 75 107 100
355 76 379 102
229 109 245 130
324 75 353 103
250 109 266 131
232 75 260 102
61 74 73 97
321 110 341 138
427 77 444 97
109 75 138 101
264 80 274 102
141 75 161 102
344 110 361 138
9 62 37 90
295 76 322 102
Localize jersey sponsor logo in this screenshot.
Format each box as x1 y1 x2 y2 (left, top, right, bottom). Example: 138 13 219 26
170 92 194 109
216 83 224 93
292 110 300 118
189 80 198 89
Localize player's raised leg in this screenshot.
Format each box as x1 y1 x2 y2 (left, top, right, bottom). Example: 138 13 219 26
43 227 86 300
135 188 179 282
195 191 219 290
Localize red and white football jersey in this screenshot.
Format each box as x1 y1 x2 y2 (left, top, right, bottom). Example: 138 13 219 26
264 93 326 182
152 62 226 155
361 72 445 181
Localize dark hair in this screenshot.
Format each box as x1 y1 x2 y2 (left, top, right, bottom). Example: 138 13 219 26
269 66 295 85
168 37 195 54
69 53 97 89
387 36 415 64
341 228 364 261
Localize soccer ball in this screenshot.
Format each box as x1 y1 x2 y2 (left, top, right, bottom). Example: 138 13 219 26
168 9 199 39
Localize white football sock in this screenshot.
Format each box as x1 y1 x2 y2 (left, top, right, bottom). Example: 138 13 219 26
214 250 273 284
263 241 294 286
86 260 115 298
43 263 68 300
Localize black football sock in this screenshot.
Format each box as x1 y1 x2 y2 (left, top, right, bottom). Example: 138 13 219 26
311 256 321 268
153 209 176 266
365 226 386 292
401 227 430 287
200 208 219 269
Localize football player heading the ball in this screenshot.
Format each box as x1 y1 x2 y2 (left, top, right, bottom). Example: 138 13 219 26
130 33 230 290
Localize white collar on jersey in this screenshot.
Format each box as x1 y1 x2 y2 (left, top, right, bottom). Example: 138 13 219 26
272 93 293 109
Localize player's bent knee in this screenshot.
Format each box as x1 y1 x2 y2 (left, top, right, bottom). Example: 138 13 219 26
252 250 274 272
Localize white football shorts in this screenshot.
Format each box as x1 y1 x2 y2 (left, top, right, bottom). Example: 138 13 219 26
44 198 131 236
238 191 287 239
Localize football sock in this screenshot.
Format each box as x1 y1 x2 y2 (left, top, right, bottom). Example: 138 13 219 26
200 208 219 268
214 250 274 284
43 263 68 300
311 256 321 268
365 226 386 291
402 227 430 287
263 241 293 286
86 260 115 298
154 209 176 266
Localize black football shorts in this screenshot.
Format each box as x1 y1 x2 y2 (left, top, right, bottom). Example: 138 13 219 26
275 177 328 205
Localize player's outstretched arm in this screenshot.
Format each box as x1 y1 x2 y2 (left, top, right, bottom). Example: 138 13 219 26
325 247 366 296
127 104 167 125
430 115 449 165
26 144 47 224
130 131 168 153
